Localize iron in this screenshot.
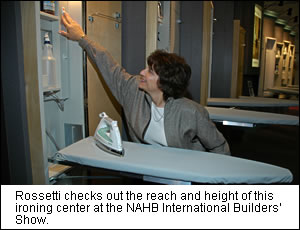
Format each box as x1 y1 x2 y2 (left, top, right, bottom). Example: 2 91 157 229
94 112 124 157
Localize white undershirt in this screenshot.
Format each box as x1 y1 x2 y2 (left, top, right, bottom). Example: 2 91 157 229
144 102 168 146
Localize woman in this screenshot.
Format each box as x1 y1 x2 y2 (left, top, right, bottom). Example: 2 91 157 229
59 11 230 155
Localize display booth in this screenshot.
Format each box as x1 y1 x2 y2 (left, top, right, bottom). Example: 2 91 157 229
259 16 297 98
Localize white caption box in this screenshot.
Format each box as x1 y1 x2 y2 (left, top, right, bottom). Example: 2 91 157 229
1 185 299 229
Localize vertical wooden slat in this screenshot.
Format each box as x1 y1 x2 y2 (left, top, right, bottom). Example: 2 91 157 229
231 20 240 98
237 26 246 97
146 1 158 65
200 1 213 106
20 1 48 184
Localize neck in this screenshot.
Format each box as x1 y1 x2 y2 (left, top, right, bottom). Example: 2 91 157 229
151 92 165 108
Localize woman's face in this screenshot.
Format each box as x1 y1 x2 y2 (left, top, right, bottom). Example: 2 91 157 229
139 66 162 95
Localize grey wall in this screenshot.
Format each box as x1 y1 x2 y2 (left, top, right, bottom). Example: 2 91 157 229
122 1 146 75
180 1 203 102
211 1 234 98
1 1 33 184
210 1 264 97
121 1 236 100
180 1 264 98
121 1 146 141
234 1 256 76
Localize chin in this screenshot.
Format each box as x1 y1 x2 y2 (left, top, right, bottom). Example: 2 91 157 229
138 82 146 90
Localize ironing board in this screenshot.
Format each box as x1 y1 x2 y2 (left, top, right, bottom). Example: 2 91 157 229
207 97 299 107
268 87 299 96
206 106 299 127
52 136 293 184
239 96 299 105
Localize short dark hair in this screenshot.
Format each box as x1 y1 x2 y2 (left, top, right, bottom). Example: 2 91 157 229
147 50 191 100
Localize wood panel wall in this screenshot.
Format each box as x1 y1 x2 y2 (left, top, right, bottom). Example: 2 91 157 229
86 1 122 136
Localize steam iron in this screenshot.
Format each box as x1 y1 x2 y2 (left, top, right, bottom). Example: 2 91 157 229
94 112 125 157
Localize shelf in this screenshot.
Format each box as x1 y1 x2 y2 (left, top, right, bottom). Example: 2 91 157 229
40 11 59 21
48 163 72 179
43 89 60 97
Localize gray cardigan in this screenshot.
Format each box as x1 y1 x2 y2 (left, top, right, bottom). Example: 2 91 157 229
79 36 231 155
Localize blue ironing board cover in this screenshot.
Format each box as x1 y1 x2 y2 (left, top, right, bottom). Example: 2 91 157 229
55 137 293 184
207 97 299 107
206 106 299 125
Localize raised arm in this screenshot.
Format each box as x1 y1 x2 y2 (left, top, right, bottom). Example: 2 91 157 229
58 9 138 106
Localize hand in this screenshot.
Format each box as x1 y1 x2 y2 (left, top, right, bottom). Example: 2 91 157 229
59 9 85 41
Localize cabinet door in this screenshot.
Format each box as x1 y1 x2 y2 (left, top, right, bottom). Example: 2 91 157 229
86 1 122 136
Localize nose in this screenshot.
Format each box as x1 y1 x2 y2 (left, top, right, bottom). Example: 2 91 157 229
140 68 146 76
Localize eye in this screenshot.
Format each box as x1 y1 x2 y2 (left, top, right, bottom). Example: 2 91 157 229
148 65 155 74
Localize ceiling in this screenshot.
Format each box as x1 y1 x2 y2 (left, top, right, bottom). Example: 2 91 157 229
263 1 299 36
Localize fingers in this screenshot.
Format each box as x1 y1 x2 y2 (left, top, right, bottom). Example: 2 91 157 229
60 8 73 28
62 7 66 15
60 9 69 38
60 10 77 30
61 14 70 28
63 11 74 24
59 9 84 41
58 30 68 39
